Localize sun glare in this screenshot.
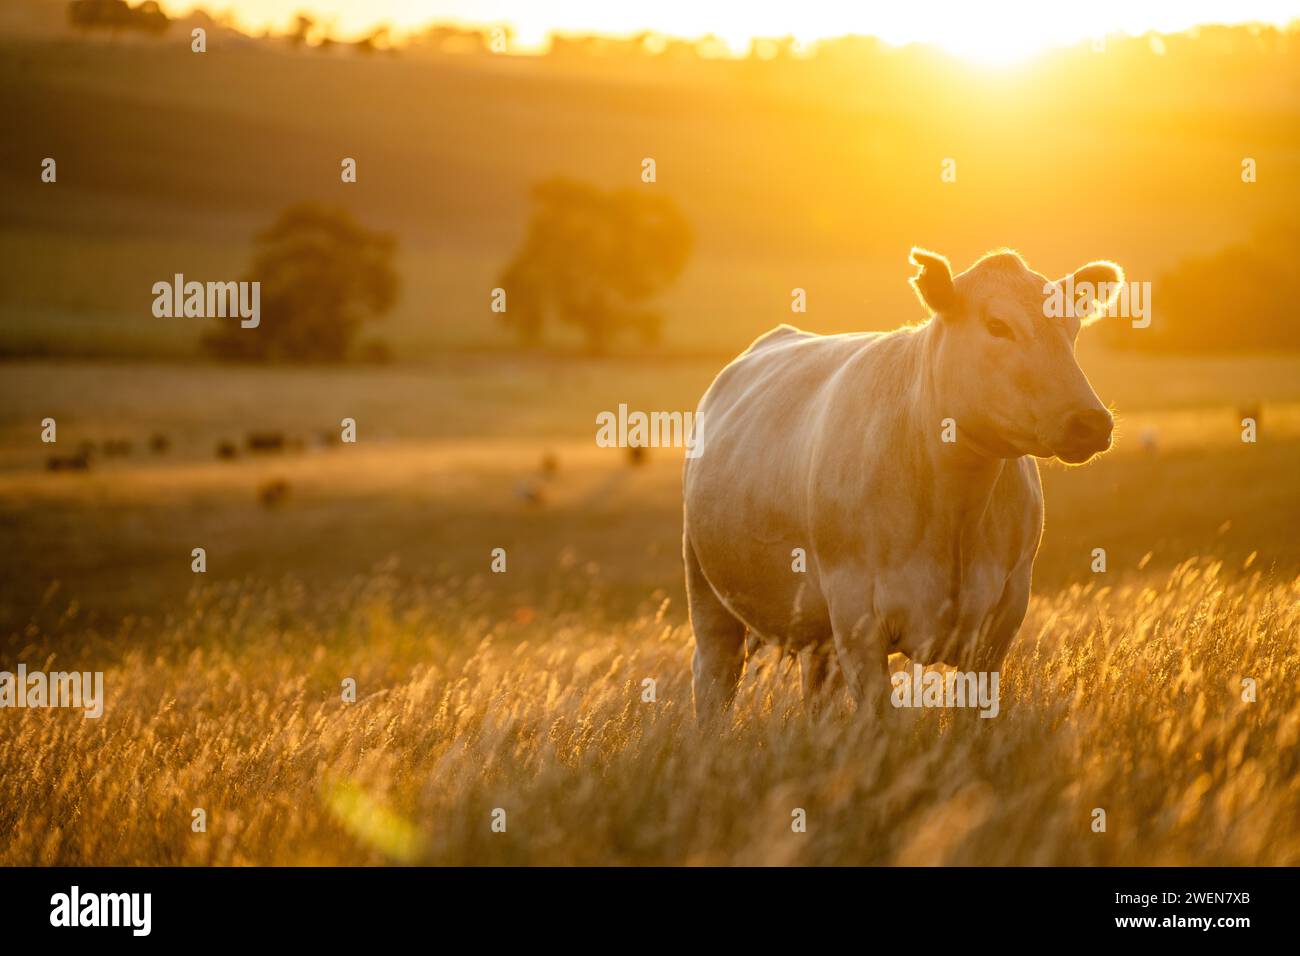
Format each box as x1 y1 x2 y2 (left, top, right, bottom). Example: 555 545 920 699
924 22 1072 66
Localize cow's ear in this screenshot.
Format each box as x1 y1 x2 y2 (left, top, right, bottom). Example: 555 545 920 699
1068 260 1125 325
909 247 957 314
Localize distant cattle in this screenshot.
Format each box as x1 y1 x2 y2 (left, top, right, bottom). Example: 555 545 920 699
682 248 1123 719
246 431 286 453
514 478 545 507
47 450 92 472
257 478 291 508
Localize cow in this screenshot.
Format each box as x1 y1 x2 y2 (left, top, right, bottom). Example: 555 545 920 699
682 247 1124 719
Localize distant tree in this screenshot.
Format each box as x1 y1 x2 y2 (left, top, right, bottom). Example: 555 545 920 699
497 177 692 353
353 25 390 55
1104 223 1300 353
425 25 493 55
203 203 399 363
287 13 313 48
69 0 169 35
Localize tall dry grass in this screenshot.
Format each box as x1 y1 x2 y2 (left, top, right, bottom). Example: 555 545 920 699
2 555 1296 865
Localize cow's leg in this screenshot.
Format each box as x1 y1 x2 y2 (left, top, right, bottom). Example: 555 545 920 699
971 562 1031 673
684 534 747 721
798 641 842 716
828 603 891 719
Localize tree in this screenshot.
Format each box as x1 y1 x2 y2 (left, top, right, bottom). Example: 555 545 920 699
497 177 692 353
287 14 314 48
68 0 169 35
1103 222 1300 353
203 203 398 362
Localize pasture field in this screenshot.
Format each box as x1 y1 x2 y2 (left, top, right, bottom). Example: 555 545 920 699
1 352 1298 864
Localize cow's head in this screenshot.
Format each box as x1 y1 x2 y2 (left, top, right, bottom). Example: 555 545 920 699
909 247 1122 464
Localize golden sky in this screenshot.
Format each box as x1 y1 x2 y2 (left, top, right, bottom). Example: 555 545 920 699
162 0 1300 61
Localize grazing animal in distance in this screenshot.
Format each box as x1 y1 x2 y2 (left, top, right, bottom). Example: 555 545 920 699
682 247 1124 719
257 478 291 508
246 431 286 453
515 478 545 506
46 450 92 472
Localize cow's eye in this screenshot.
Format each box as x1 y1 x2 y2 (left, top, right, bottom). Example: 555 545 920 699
985 318 1015 340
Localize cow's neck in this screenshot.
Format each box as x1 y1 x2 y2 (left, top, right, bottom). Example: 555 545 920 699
913 323 1008 550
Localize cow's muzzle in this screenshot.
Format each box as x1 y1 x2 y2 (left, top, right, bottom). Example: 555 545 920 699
1054 408 1113 463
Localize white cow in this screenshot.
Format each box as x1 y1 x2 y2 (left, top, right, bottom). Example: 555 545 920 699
682 247 1123 717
